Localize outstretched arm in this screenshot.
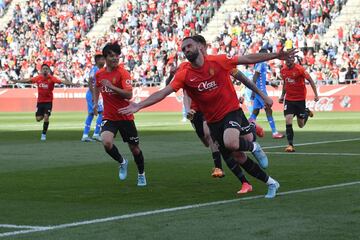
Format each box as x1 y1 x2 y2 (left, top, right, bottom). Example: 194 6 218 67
279 79 286 104
118 85 175 115
237 48 298 65
231 69 273 108
305 73 319 102
9 77 32 83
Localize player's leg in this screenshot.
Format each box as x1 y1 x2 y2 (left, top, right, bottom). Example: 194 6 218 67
284 100 296 152
265 107 284 139
120 120 146 186
219 147 252 194
82 91 95 142
101 120 128 180
297 101 313 128
38 103 52 141
203 121 224 178
92 100 104 141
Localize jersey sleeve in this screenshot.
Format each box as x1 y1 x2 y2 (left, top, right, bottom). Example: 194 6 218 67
30 75 41 83
170 69 187 92
211 54 239 71
120 68 132 91
298 65 311 79
51 76 62 84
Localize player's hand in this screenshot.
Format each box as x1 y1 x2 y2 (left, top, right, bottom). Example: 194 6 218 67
118 101 140 115
279 97 284 104
186 109 196 120
270 81 279 89
277 47 298 61
101 79 113 89
314 95 319 102
264 96 273 109
238 96 244 104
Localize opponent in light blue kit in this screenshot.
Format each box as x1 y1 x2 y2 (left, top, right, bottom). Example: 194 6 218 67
242 66 254 114
81 53 106 142
249 49 284 139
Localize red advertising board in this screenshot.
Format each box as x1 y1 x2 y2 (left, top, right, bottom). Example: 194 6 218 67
0 85 359 112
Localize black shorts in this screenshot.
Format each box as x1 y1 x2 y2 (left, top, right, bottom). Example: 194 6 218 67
207 109 253 148
284 100 306 119
190 111 205 139
101 119 139 145
36 102 52 117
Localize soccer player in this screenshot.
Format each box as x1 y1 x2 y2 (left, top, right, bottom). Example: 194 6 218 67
279 56 319 152
120 37 297 198
9 63 77 141
249 49 284 139
81 53 106 142
93 42 146 187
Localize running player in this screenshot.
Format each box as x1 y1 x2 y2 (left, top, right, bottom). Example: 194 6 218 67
93 42 146 186
81 53 105 142
279 56 319 152
9 63 77 141
249 49 284 139
120 37 297 198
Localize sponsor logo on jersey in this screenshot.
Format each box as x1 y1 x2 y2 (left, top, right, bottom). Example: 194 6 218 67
197 80 218 92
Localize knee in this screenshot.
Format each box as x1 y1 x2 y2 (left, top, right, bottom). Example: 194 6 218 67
103 141 113 151
224 139 238 151
129 144 141 155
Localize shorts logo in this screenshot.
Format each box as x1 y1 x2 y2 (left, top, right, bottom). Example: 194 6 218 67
101 120 108 127
284 104 287 110
228 121 241 128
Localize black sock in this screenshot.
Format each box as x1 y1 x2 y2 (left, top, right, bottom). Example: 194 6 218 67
304 109 309 125
223 155 249 184
105 145 124 163
238 137 254 152
134 151 145 174
250 122 257 142
240 157 268 183
286 124 294 146
212 151 222 169
42 121 49 134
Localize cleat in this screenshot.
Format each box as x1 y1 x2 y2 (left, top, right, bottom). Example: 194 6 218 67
255 123 265 138
92 134 102 142
237 182 253 194
305 108 314 117
285 145 295 152
272 132 285 139
137 173 147 187
211 168 225 178
265 180 280 198
40 134 46 141
252 142 268 169
81 136 94 142
118 159 128 180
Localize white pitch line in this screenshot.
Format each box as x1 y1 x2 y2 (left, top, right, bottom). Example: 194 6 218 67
266 152 360 156
0 181 359 238
0 224 50 230
262 137 360 149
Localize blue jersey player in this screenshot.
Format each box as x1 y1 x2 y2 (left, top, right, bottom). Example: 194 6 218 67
249 49 284 139
81 53 106 142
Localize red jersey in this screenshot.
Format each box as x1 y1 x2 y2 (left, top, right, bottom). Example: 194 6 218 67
95 65 134 121
280 64 310 101
170 55 240 123
31 75 62 103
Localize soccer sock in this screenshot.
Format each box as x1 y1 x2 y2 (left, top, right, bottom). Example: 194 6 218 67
249 122 257 142
223 156 249 184
249 113 257 122
42 121 49 134
94 113 103 135
240 157 269 183
304 110 309 126
105 145 124 164
286 124 294 146
134 151 145 174
237 137 254 152
212 151 222 169
83 114 94 136
267 116 277 134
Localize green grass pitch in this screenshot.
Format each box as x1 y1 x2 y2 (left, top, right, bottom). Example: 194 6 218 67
0 111 359 240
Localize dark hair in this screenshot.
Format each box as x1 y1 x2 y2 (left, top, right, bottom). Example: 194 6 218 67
192 35 207 46
182 36 194 42
41 63 50 69
94 54 104 62
102 43 121 57
259 48 269 53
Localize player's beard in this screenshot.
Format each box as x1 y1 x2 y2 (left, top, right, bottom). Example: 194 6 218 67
185 49 200 63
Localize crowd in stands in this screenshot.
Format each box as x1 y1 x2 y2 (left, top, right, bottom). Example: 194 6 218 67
0 0 11 16
0 0 113 87
0 0 358 88
211 0 359 85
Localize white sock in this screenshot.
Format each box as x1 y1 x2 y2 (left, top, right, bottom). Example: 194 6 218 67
266 176 276 185
252 142 257 152
82 134 88 138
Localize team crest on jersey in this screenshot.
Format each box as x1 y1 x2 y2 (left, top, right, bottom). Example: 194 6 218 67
209 68 215 76
112 77 117 84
